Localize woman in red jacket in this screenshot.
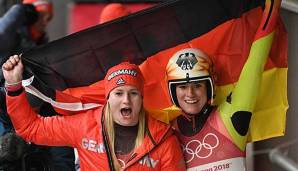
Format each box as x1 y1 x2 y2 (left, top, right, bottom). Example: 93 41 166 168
2 55 186 171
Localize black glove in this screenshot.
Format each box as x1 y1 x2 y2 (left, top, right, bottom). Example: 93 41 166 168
22 4 39 26
0 132 28 162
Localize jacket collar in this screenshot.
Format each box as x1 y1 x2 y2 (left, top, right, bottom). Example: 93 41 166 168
96 107 172 170
124 114 171 169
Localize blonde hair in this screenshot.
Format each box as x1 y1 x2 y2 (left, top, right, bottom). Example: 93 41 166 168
104 103 145 170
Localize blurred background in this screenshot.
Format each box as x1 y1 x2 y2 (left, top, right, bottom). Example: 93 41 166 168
1 0 297 170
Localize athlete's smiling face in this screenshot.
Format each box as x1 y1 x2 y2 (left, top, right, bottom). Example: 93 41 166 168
108 85 142 126
175 81 208 115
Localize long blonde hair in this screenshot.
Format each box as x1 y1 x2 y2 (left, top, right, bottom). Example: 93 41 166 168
104 103 146 170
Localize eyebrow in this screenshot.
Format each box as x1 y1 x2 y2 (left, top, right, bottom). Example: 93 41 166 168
114 88 138 92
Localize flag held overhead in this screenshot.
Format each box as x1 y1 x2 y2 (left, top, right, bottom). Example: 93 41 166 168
21 0 287 142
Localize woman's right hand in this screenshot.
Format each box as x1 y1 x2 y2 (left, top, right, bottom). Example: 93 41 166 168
1 55 23 84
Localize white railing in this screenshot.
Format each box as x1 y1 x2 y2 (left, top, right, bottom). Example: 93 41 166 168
269 148 298 171
268 138 298 171
282 0 298 13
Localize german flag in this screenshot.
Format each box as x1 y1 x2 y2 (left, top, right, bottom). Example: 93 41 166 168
21 0 287 142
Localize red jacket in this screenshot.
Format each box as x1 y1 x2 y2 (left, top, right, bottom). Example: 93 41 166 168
7 92 186 171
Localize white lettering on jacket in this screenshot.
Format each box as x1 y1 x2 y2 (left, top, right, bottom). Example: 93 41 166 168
139 155 159 168
81 138 105 153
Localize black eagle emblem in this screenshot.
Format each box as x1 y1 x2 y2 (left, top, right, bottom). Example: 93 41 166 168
176 52 198 70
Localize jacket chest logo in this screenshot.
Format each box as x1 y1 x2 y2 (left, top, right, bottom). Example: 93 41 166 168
183 133 219 163
81 138 105 153
139 155 159 168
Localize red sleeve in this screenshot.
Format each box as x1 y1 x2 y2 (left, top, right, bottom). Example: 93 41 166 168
6 91 89 147
159 133 186 171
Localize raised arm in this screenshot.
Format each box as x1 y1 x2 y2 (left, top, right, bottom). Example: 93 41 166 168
0 4 26 36
2 55 82 147
218 0 281 150
0 4 38 63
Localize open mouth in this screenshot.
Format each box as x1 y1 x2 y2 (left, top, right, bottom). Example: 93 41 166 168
120 107 132 117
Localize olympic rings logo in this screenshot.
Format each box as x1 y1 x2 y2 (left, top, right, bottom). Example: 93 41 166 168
183 133 219 163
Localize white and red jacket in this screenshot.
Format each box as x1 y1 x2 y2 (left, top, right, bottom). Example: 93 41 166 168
7 91 186 171
175 109 246 171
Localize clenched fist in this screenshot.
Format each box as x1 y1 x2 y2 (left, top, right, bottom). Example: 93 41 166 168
1 55 23 85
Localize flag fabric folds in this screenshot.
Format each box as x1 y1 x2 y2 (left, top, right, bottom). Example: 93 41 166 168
21 0 288 142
